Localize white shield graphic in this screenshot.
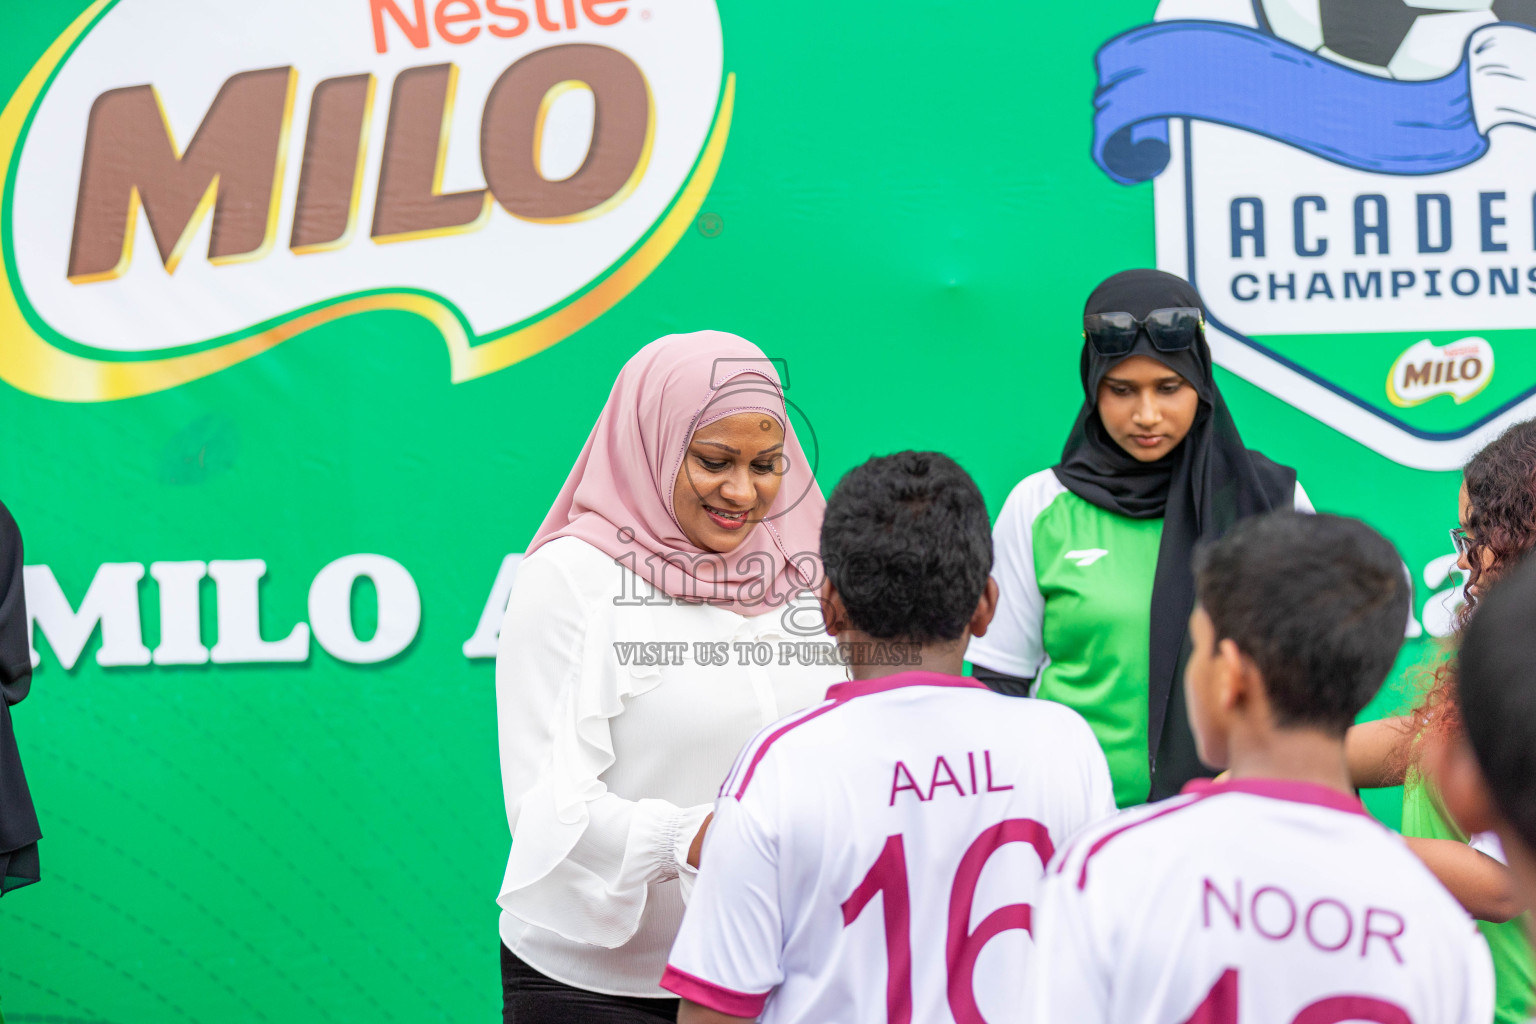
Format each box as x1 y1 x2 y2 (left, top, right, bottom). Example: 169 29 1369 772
1100 0 1536 469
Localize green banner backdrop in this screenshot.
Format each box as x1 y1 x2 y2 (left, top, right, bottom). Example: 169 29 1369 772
2 0 1523 1019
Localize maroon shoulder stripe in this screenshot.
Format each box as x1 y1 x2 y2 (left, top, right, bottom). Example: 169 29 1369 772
732 702 840 799
1077 796 1204 890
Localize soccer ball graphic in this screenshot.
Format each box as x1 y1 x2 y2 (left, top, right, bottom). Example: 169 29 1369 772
1257 0 1536 80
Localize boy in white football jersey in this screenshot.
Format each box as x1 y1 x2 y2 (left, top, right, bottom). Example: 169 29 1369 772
663 451 1116 1024
1028 511 1494 1024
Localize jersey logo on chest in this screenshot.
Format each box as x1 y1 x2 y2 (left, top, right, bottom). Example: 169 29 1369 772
1063 548 1109 567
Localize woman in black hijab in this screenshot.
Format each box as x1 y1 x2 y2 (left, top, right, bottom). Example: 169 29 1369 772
967 269 1306 805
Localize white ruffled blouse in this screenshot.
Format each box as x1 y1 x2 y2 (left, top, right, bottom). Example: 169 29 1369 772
495 535 840 997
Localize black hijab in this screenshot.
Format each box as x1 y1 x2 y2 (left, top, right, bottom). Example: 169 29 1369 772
1055 269 1297 800
0 498 39 894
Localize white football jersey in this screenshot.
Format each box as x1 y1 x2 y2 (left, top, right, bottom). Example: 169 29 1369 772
1029 778 1495 1024
662 670 1116 1023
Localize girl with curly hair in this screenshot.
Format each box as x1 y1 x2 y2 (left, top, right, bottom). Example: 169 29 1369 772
1348 418 1536 1024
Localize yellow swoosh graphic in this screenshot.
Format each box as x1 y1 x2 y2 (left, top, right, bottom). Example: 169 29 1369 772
0 1 733 402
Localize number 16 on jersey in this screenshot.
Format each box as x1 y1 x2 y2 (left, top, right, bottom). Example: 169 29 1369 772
842 818 1054 1024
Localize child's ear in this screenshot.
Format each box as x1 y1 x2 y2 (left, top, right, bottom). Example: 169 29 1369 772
1432 733 1501 836
818 580 846 638
968 576 1001 640
1214 638 1250 713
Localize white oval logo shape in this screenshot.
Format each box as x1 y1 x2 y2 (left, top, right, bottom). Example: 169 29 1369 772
0 0 728 401
1387 337 1495 408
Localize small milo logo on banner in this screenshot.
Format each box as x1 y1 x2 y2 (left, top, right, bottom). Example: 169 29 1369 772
1093 0 1536 469
0 0 727 402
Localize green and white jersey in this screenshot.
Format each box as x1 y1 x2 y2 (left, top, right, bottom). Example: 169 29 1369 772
967 468 1311 808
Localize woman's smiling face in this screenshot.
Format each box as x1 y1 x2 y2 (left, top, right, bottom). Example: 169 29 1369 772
672 412 786 552
1095 354 1201 462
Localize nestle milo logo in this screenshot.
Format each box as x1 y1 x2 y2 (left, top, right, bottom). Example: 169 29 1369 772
70 45 651 280
1 0 728 402
1388 338 1494 408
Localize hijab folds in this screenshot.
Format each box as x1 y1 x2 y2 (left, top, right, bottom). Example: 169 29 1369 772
1055 269 1297 800
528 331 825 617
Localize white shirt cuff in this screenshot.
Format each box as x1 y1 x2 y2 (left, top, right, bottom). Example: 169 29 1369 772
619 799 712 889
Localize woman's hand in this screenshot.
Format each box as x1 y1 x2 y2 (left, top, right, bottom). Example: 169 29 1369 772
679 997 755 1024
687 813 714 869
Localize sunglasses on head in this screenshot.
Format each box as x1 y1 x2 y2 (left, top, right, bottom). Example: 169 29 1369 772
1083 306 1204 357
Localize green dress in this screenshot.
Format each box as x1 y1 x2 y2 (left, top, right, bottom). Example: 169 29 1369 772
964 470 1162 806
1402 776 1535 1024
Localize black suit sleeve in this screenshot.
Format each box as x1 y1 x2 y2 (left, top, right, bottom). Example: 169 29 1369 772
969 663 1036 697
0 498 40 893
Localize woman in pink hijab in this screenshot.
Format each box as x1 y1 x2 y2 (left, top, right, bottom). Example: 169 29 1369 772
494 332 837 1022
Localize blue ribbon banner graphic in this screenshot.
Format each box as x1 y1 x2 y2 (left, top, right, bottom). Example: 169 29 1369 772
1092 20 1536 185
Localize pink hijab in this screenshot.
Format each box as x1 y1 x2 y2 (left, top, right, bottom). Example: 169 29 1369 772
527 331 825 616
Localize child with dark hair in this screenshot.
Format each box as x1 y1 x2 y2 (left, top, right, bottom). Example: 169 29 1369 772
663 452 1114 1024
1029 512 1492 1022
1450 552 1536 927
